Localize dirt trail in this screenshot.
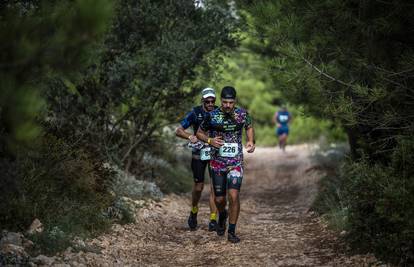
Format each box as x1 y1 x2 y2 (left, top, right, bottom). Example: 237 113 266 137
58 145 383 266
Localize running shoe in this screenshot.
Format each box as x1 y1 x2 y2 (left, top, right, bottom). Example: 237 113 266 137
227 231 240 243
216 210 227 236
188 212 197 230
208 220 217 232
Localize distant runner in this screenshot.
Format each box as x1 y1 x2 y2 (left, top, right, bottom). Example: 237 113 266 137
273 106 291 151
196 86 255 243
175 88 219 231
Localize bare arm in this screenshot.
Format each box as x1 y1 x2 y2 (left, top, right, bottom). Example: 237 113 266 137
273 112 281 128
272 112 278 124
175 126 197 143
245 126 255 153
196 128 223 148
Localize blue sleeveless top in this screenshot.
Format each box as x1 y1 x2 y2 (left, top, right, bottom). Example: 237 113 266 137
276 111 290 127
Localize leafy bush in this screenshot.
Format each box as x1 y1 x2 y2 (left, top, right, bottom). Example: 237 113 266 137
104 164 165 223
240 1 414 265
312 170 349 231
138 140 194 194
111 164 163 200
253 115 346 146
30 226 72 255
313 139 414 265
342 139 414 265
0 133 114 253
311 144 349 231
1 0 240 257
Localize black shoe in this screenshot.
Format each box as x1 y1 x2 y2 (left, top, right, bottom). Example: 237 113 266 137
188 212 197 230
227 231 240 243
216 210 227 236
208 220 217 232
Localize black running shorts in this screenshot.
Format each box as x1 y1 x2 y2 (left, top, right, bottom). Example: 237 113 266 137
209 165 243 197
191 158 208 183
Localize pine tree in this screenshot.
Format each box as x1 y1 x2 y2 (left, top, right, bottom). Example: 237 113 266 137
237 0 414 264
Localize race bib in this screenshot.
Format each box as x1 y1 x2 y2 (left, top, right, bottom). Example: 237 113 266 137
219 143 238 158
279 115 289 122
200 147 211 161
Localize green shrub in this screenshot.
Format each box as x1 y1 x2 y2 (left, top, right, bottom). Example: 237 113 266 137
289 115 346 145
254 126 278 146
254 116 346 146
311 144 349 231
29 226 72 255
146 146 193 194
314 138 414 265
342 140 414 265
0 133 114 254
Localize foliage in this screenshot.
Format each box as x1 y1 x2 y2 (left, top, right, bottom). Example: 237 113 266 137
238 0 414 264
0 133 114 254
1 0 239 255
255 116 345 146
215 35 345 145
30 226 73 255
312 138 414 264
342 138 414 264
237 0 414 158
106 163 165 223
0 0 113 148
111 164 163 200
311 144 349 231
0 0 115 254
46 0 239 173
1 0 114 223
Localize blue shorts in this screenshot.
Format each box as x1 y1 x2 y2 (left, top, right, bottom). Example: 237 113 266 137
276 126 289 136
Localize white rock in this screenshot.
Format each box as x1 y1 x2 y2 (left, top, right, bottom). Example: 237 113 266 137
33 255 55 265
23 239 34 249
0 243 26 255
0 231 24 246
27 219 43 235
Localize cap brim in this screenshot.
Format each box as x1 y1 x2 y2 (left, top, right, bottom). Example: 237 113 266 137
202 93 216 98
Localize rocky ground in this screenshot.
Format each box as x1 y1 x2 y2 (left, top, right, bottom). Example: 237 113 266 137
1 145 389 266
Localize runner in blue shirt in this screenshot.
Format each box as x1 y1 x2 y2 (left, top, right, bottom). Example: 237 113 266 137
175 88 219 231
273 106 292 151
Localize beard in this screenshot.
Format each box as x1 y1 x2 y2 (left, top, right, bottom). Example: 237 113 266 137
223 106 233 113
204 104 215 111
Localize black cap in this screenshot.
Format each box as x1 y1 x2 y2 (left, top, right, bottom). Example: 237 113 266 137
221 86 236 99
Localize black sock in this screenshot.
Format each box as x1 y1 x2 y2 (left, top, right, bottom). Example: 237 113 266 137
219 211 226 222
228 223 236 233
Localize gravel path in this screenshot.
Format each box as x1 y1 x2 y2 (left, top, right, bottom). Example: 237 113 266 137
55 145 384 266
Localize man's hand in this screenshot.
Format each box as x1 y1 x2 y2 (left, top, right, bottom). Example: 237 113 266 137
245 141 255 153
277 123 281 128
188 135 198 143
210 136 224 148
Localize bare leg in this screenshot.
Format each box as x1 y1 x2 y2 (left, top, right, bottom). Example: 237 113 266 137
279 134 288 151
228 189 240 224
188 182 204 230
215 195 227 235
215 196 226 212
209 182 218 215
192 182 204 208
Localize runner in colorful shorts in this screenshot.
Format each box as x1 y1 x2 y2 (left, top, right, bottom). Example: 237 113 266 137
196 86 255 243
175 88 219 231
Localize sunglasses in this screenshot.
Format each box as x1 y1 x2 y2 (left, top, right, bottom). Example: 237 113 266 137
204 100 215 104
